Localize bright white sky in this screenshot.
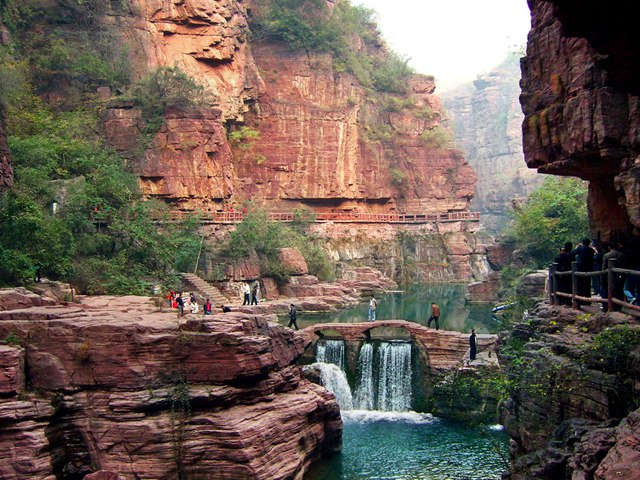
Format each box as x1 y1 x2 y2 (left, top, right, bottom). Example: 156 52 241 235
355 0 532 91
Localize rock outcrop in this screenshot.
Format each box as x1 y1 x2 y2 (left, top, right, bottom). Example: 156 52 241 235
500 304 640 479
521 0 640 240
445 55 542 233
0 292 341 479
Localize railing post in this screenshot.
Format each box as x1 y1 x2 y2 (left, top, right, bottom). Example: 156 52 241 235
608 258 616 312
549 263 557 305
571 261 579 309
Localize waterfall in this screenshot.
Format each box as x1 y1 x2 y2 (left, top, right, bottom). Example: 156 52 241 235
316 363 354 411
353 342 374 410
377 342 412 411
314 339 413 413
316 339 345 370
353 341 413 412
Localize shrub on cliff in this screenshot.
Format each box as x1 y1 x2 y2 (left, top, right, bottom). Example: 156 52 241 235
222 206 335 281
250 0 412 94
506 176 589 267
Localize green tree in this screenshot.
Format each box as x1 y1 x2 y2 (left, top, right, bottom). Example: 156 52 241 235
506 176 589 266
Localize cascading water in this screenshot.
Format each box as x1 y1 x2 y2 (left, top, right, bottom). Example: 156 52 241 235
315 339 345 370
313 362 354 411
314 339 413 412
352 342 374 410
376 342 412 411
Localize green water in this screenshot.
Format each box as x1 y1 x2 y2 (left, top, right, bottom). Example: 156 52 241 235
305 412 509 480
287 284 499 334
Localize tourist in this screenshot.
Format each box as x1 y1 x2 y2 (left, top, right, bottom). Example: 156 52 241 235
204 298 213 315
572 238 595 301
190 299 199 314
242 282 251 305
176 293 184 316
368 295 378 321
288 304 299 330
603 241 625 311
593 242 605 298
166 290 175 308
554 242 574 305
221 305 232 313
469 328 477 362
427 302 440 330
623 237 640 305
251 283 260 305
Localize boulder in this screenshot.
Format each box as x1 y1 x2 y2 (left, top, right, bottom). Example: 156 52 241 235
278 247 309 275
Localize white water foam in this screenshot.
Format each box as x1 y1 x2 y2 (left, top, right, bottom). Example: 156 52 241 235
342 410 435 425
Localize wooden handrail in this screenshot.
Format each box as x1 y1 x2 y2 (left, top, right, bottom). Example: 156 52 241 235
549 259 640 316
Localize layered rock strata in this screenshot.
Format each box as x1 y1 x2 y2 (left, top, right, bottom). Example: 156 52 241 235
521 0 640 239
445 56 542 233
98 1 476 216
500 304 640 479
311 221 490 283
0 292 341 480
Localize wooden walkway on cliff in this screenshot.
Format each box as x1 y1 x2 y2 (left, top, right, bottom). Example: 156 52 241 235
172 210 481 225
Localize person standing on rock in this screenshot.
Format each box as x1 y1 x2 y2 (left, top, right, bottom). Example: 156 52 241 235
288 304 299 330
251 283 260 305
428 302 440 330
368 295 378 322
204 298 212 315
242 282 251 305
469 328 477 362
176 293 184 316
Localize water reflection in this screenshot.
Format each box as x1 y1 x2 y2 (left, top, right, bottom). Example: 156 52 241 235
286 284 498 334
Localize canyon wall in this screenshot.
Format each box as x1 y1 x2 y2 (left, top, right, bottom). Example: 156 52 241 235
445 55 542 233
0 291 341 479
521 0 640 240
100 0 476 216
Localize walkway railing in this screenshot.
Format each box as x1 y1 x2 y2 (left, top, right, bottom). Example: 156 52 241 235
549 259 640 316
174 210 480 224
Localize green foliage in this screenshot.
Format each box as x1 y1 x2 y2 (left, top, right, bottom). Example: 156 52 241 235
0 100 200 291
2 332 22 346
221 207 335 281
228 126 261 150
389 167 408 188
420 126 452 148
251 0 413 94
587 327 640 373
132 66 209 119
505 176 589 266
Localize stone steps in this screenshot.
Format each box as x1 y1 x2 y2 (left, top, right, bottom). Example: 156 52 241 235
180 273 228 306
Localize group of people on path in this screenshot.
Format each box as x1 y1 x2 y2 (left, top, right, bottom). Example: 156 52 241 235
241 282 260 305
554 237 640 311
166 291 214 316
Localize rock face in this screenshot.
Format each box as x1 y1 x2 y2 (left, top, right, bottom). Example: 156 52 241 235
0 293 341 479
311 221 490 283
521 0 640 240
500 304 640 479
445 56 542 233
99 1 476 217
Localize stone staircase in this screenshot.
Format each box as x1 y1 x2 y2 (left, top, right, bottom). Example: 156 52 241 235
180 273 228 306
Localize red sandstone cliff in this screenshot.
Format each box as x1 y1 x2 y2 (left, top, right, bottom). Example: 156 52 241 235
0 291 341 479
521 0 640 240
100 0 476 215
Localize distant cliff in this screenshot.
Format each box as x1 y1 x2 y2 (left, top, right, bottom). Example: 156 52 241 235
445 55 542 233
